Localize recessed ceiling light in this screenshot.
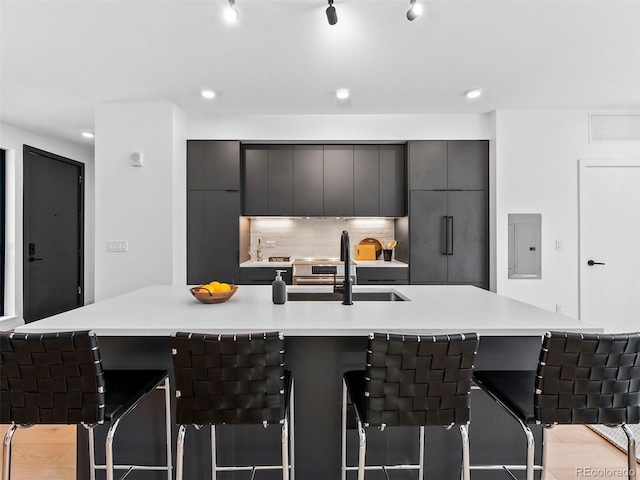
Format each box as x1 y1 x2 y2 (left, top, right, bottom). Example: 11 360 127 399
82 131 94 139
201 90 216 99
465 88 483 99
336 88 350 100
224 0 239 23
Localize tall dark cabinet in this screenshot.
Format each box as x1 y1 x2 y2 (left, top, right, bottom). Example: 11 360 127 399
408 141 489 289
187 140 241 284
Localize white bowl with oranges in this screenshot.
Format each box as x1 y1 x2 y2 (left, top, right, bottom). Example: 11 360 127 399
190 281 238 304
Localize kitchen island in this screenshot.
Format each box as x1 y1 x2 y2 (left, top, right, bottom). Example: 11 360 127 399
16 285 602 479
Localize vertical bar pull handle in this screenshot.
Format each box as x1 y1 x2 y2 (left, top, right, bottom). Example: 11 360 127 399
448 216 454 255
442 216 449 255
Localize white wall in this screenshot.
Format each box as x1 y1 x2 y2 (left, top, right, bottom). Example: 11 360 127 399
187 113 492 141
94 103 186 301
0 122 95 317
494 110 640 318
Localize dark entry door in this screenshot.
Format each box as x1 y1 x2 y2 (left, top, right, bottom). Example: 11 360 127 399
23 146 84 322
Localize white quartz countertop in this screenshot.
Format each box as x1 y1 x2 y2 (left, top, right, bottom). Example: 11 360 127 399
16 285 602 337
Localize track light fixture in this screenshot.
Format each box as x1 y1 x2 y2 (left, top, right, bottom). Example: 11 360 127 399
224 0 239 23
406 0 423 21
326 0 338 25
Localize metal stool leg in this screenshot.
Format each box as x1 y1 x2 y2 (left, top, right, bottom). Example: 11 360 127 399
622 424 637 480
459 424 470 480
2 424 17 480
162 377 172 480
176 425 187 480
341 379 347 480
211 425 217 480
289 379 295 480
357 420 366 480
418 426 425 480
105 417 122 480
282 417 290 480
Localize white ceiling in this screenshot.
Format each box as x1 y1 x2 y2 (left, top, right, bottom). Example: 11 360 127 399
1 0 639 146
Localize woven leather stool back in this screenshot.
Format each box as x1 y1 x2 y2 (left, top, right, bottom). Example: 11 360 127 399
535 331 640 425
365 332 478 427
0 331 105 425
171 331 285 426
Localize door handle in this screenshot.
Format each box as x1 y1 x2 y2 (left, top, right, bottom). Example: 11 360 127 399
587 260 605 266
28 256 43 262
448 216 454 255
442 216 449 255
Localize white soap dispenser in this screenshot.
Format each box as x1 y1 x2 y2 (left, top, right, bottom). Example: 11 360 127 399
272 270 287 305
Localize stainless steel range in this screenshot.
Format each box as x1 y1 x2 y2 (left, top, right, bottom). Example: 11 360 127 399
292 258 357 286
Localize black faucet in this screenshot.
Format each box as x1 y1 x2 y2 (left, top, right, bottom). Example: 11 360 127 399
334 230 353 305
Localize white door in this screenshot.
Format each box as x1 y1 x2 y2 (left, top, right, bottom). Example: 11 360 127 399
579 160 640 333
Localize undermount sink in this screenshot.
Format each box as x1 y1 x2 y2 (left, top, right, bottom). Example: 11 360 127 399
287 291 408 302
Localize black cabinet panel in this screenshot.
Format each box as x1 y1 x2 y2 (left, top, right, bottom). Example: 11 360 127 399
356 267 408 284
323 145 354 217
187 140 240 191
268 146 294 216
354 145 379 217
448 141 489 191
243 146 269 215
240 267 292 285
408 141 447 191
410 191 449 283
187 190 240 284
293 146 324 216
447 191 487 284
379 145 406 217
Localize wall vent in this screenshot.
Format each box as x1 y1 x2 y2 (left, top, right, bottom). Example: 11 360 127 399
589 113 640 143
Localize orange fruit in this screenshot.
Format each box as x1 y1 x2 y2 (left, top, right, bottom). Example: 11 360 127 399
217 283 231 292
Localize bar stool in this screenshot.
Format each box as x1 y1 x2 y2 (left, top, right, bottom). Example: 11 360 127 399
0 330 172 480
171 331 294 480
472 331 640 480
341 332 478 480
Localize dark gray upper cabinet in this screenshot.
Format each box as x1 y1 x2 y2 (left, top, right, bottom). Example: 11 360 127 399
323 146 354 217
293 145 324 216
243 145 269 215
354 145 379 216
187 140 240 191
408 141 447 190
408 140 488 191
267 145 294 216
447 141 489 191
379 145 406 217
187 190 240 284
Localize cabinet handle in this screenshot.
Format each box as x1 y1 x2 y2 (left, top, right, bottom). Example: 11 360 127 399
442 216 449 255
448 216 454 255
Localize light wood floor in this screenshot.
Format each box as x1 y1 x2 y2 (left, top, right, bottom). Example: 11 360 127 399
0 424 633 479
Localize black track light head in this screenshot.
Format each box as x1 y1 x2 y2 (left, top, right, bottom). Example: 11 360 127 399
326 0 338 25
407 0 423 21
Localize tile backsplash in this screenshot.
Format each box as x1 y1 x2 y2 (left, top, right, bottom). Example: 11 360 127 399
248 218 395 259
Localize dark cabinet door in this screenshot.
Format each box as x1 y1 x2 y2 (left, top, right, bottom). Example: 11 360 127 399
447 141 489 191
187 140 240 191
243 146 269 216
447 191 488 285
407 141 447 191
409 191 448 283
268 145 294 216
293 146 324 216
323 145 354 217
379 144 406 217
187 190 240 284
354 145 379 216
